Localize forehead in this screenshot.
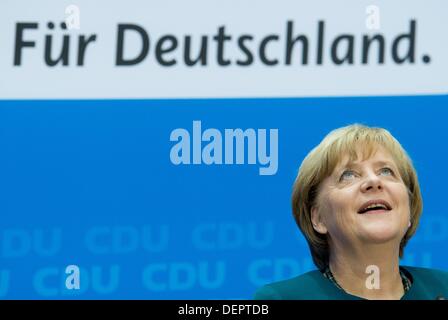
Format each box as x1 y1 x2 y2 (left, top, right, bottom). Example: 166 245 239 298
334 146 396 170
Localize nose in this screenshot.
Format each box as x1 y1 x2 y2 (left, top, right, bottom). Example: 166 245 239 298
360 171 383 193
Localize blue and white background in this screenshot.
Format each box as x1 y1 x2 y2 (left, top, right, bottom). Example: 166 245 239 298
0 0 447 299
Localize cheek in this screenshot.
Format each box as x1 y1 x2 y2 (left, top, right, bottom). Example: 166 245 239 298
319 190 354 219
395 185 411 210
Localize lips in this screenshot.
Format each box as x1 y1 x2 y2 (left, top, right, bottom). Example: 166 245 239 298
357 199 392 214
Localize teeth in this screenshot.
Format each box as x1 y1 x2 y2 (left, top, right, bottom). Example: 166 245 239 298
364 203 387 210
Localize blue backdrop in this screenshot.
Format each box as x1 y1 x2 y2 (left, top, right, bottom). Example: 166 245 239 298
0 94 447 299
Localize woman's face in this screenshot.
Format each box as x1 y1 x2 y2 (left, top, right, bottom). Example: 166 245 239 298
312 146 411 248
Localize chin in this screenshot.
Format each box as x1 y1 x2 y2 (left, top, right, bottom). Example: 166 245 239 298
359 223 405 244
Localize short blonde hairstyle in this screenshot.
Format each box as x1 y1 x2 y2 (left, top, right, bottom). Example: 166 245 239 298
292 124 423 271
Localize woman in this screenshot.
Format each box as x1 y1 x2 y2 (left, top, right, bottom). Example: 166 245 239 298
255 124 448 300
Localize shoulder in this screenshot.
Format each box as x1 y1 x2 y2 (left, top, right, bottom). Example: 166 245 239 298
403 266 448 284
401 265 448 299
253 270 344 300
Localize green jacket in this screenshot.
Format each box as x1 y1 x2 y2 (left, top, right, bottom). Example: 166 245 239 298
254 266 448 300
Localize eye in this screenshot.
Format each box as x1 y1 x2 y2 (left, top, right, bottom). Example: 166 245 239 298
339 169 357 182
379 167 394 176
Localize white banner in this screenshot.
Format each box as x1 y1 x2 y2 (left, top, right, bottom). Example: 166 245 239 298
0 0 447 99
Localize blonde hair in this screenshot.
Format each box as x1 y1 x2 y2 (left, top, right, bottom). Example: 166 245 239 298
291 124 423 271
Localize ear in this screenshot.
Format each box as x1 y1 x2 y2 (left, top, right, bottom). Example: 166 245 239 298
311 206 328 235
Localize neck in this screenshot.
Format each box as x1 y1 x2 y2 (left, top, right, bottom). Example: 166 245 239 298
328 241 404 300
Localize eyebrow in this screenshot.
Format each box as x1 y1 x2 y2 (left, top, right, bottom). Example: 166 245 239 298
337 160 397 171
373 160 397 168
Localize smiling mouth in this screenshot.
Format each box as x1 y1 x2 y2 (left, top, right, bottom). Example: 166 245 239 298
358 201 392 214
